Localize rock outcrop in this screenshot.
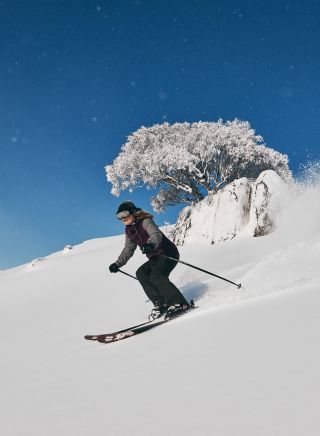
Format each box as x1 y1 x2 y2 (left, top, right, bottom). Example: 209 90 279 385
171 170 288 246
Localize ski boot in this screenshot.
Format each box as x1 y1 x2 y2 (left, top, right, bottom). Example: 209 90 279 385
148 305 167 321
164 300 194 320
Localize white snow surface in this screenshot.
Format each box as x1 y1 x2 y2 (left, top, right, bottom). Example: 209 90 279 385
1 183 320 436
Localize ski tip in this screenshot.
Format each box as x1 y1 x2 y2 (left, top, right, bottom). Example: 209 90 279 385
84 335 99 341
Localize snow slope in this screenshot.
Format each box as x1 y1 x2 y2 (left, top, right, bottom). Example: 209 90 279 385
0 183 320 436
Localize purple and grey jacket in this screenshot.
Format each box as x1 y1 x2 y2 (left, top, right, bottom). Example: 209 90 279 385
115 211 179 268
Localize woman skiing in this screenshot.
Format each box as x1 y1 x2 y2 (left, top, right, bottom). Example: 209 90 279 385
109 201 190 320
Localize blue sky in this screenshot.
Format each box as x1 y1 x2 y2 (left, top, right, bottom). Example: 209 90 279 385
1 0 320 269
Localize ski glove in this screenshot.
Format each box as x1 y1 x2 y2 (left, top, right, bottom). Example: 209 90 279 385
141 243 154 254
109 263 119 273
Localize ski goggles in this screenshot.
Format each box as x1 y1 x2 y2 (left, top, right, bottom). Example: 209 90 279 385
117 210 132 220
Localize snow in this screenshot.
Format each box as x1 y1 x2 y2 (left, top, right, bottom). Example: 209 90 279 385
1 183 320 435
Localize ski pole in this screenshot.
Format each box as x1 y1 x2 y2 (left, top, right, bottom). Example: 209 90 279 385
162 255 242 289
118 269 138 280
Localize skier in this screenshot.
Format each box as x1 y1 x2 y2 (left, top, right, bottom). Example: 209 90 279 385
109 201 190 320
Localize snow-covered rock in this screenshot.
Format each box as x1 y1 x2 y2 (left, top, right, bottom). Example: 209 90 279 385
248 170 287 237
63 245 73 254
27 257 47 270
172 170 288 245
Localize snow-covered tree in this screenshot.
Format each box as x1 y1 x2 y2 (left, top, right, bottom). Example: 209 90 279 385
106 119 292 212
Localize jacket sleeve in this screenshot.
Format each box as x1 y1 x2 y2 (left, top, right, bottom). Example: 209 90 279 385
142 218 162 248
116 234 137 267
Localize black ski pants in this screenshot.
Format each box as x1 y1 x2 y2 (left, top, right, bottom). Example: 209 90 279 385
136 255 188 307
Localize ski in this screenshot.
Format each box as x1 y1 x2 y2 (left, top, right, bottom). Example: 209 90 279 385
84 302 196 344
84 318 154 342
96 318 168 344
